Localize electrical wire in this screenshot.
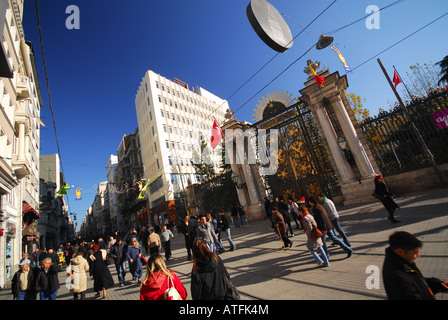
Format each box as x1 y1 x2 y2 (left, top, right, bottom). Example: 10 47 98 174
34 0 72 210
348 11 448 73
127 0 339 185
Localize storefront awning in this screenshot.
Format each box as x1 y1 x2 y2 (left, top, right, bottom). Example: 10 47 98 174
22 201 40 225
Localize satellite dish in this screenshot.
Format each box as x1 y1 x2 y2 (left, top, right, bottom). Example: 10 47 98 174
316 34 334 50
246 0 293 53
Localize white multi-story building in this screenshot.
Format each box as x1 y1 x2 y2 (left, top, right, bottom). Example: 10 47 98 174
0 0 42 288
135 70 229 221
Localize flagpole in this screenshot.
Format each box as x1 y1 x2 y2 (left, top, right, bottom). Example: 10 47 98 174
393 66 413 100
377 58 446 187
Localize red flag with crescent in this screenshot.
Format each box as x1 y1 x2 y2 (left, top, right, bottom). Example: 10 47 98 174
211 120 223 149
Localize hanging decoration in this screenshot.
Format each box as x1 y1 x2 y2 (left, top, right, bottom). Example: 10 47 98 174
56 183 70 195
138 179 150 199
330 45 351 72
75 187 82 200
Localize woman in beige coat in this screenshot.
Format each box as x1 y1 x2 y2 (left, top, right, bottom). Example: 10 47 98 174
68 251 89 300
299 205 330 267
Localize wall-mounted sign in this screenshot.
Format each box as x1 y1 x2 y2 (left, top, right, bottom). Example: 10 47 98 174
432 109 448 130
246 0 293 52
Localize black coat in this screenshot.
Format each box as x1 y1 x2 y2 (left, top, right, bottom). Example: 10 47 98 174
109 242 128 264
180 221 195 249
375 181 399 212
90 250 114 291
11 266 39 299
36 264 60 296
382 247 439 300
219 214 230 230
191 255 227 300
312 203 333 233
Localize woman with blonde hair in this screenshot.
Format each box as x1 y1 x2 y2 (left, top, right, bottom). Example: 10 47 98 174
139 254 187 300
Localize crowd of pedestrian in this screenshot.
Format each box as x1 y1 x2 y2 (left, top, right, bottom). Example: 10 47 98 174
10 175 448 300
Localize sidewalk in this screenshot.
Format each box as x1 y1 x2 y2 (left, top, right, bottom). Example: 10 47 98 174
1 187 447 300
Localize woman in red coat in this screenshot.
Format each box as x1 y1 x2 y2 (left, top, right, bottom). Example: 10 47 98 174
140 254 187 300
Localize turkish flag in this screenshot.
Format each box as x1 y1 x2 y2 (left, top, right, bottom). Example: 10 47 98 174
393 70 402 88
211 120 223 149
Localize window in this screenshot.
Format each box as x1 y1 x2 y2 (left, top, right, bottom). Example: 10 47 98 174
160 109 164 117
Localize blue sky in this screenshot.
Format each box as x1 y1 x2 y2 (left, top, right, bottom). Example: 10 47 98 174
22 0 448 230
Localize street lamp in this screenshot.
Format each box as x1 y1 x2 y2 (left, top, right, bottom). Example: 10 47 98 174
337 136 354 164
231 171 247 189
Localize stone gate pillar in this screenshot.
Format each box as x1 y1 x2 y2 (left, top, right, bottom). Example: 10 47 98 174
299 66 380 205
222 117 266 220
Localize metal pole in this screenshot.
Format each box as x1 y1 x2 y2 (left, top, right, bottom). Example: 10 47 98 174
377 58 446 186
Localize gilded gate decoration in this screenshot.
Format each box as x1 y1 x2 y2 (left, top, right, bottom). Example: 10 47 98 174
252 91 341 200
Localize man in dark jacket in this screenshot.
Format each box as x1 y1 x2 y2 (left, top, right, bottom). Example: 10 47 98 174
36 257 60 300
11 259 38 300
273 197 294 236
309 197 352 259
218 210 236 251
180 216 196 260
270 206 293 249
382 231 448 299
109 238 127 286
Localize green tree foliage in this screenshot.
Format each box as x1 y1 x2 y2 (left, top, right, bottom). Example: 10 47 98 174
346 92 370 121
436 55 448 86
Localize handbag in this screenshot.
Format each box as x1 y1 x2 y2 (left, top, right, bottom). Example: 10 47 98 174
164 276 182 300
140 255 147 266
311 225 323 240
216 257 240 300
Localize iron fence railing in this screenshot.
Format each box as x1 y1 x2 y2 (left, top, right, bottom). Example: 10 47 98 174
360 89 448 176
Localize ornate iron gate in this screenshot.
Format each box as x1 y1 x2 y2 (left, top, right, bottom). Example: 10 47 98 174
252 97 341 201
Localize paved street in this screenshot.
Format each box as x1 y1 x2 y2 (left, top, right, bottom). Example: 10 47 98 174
1 187 448 301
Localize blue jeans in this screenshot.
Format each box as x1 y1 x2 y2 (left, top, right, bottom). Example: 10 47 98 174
308 247 330 266
222 228 236 249
115 261 127 284
17 291 36 300
232 216 240 228
40 290 57 300
207 242 216 253
322 230 352 259
331 218 351 246
240 215 248 225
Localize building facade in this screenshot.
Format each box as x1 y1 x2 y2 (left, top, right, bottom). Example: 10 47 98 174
0 0 42 288
38 154 73 251
115 129 145 231
135 70 229 225
106 154 121 233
